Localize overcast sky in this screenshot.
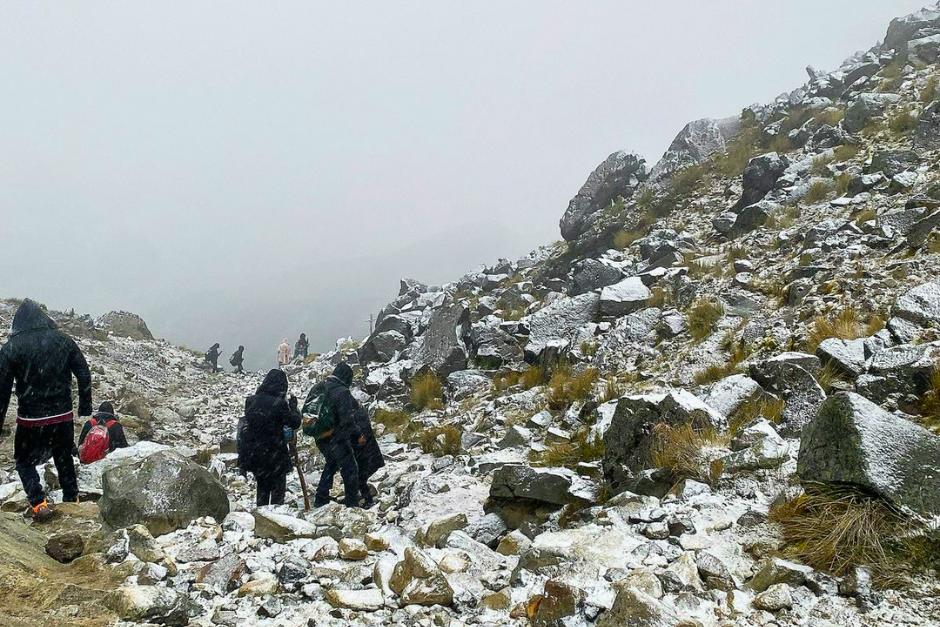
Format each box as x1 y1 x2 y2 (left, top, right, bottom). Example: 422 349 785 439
0 1 929 369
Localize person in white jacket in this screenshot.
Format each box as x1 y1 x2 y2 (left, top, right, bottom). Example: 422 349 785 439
277 339 291 368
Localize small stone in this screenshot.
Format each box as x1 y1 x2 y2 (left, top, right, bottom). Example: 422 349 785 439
365 533 390 552
325 588 385 611
753 583 793 611
339 538 369 561
46 532 84 563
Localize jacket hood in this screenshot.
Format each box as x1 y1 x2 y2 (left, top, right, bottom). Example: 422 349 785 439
11 299 56 336
332 362 353 387
257 369 288 397
97 401 116 418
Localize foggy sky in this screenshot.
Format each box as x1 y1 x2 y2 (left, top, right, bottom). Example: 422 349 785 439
0 1 928 369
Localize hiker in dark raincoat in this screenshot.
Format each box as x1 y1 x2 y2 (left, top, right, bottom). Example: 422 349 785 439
0 299 92 521
352 404 384 504
238 369 302 506
294 333 309 360
205 343 221 373
304 362 370 508
78 401 129 453
230 345 245 374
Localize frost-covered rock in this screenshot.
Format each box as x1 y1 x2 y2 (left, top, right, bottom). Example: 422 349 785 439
95 311 154 340
736 152 789 210
560 151 647 241
411 301 471 376
490 464 593 506
894 280 940 327
389 547 454 607
798 392 940 518
816 337 866 378
524 292 599 360
703 374 763 419
106 584 190 625
599 277 651 317
99 450 229 536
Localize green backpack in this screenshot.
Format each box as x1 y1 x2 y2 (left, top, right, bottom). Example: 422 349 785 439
302 388 336 440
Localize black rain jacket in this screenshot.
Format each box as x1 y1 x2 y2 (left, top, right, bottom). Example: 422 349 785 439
238 369 302 479
0 300 92 429
303 363 359 441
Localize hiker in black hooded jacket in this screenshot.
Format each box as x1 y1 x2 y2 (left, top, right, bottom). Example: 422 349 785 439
206 343 221 373
304 362 368 507
230 346 245 374
352 404 384 504
78 401 129 453
238 369 302 506
0 299 92 520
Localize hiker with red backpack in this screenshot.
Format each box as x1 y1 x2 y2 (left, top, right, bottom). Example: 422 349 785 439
78 401 129 463
0 299 92 522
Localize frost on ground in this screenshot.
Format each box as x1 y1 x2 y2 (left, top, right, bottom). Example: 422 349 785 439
3 5 940 627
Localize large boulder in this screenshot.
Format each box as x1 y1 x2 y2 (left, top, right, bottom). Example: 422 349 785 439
358 330 408 364
95 311 154 340
99 450 229 536
389 547 454 607
77 441 171 496
894 280 940 327
524 292 599 361
915 100 940 152
598 277 651 317
602 391 724 494
843 93 900 133
560 151 647 241
883 7 940 52
648 116 742 183
735 153 789 210
570 258 623 296
798 392 940 519
489 464 593 506
106 585 190 625
469 324 523 368
411 301 471 376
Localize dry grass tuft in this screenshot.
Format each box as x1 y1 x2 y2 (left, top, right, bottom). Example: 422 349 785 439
600 377 623 403
650 422 724 486
686 298 725 342
833 144 860 162
532 428 605 468
694 335 749 385
769 485 935 584
805 307 885 353
547 365 599 410
814 108 845 127
412 425 462 456
727 396 786 435
492 370 522 393
521 364 549 389
888 109 919 135
917 367 940 434
816 361 848 393
410 372 444 411
647 285 671 309
854 207 877 225
921 75 939 104
804 180 833 203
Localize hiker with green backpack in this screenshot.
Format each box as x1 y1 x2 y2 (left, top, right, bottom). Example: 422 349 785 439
302 362 371 508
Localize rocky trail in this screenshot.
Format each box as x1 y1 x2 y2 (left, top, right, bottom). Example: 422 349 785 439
3 5 940 626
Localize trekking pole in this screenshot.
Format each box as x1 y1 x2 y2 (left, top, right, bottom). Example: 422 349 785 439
289 433 311 512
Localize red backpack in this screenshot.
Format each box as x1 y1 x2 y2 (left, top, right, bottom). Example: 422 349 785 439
79 418 116 464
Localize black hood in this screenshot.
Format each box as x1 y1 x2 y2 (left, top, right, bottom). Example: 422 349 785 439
332 362 353 387
97 401 116 418
11 299 56 336
257 369 288 397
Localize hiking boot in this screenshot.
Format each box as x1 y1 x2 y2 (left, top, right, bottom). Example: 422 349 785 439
361 497 375 510
30 499 54 522
312 499 330 509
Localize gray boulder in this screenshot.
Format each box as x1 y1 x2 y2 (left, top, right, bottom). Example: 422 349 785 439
816 338 867 378
446 370 491 400
915 100 940 151
570 258 624 295
599 277 651 317
798 392 940 519
470 324 522 368
602 390 724 494
648 116 741 183
358 330 408 364
884 8 940 52
95 311 154 341
894 280 940 327
704 374 763 419
731 200 774 235
735 153 789 210
843 93 900 133
524 292 599 361
411 301 471 376
100 450 230 536
867 149 919 178
489 464 593 506
749 352 820 390
867 341 940 397
560 151 647 241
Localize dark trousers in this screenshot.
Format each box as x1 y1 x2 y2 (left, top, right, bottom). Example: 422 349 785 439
15 421 78 506
315 437 361 507
256 473 287 506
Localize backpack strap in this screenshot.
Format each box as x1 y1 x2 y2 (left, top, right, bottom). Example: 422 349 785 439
89 417 99 427
104 419 117 428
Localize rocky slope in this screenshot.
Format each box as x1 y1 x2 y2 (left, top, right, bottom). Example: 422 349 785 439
4 6 940 627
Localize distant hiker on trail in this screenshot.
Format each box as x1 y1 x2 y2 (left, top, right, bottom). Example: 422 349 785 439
303 362 371 508
230 345 245 374
294 333 309 360
352 403 384 507
238 369 302 506
206 343 221 373
277 339 290 368
0 299 92 521
78 401 129 463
